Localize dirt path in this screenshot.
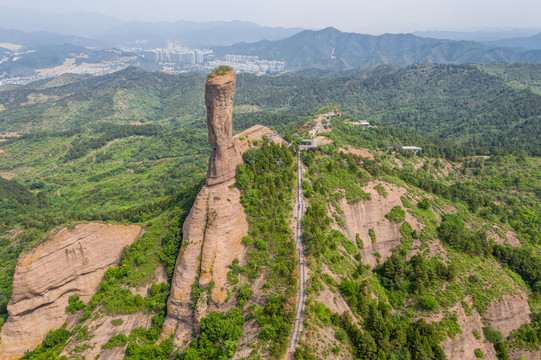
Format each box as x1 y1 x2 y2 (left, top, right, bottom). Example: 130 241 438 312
287 151 308 358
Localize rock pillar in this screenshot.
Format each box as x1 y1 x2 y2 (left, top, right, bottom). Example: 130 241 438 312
163 70 248 347
205 71 243 186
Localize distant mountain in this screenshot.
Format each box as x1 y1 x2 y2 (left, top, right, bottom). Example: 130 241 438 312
0 6 121 39
98 20 304 47
214 27 541 71
414 29 541 42
0 7 303 48
487 32 541 50
0 28 106 48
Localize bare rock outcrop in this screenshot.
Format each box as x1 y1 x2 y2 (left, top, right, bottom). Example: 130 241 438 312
61 312 152 360
485 294 530 337
233 124 284 154
0 223 141 359
439 300 497 360
337 181 419 267
163 70 248 346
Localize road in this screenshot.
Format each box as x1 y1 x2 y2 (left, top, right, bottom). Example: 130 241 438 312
287 150 308 359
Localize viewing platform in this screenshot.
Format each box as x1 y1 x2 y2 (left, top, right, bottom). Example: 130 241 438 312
299 137 317 150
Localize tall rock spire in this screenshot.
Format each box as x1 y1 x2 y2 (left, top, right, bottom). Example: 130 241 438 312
205 70 243 186
162 68 248 346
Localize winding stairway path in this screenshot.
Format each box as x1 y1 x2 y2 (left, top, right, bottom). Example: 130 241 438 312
287 151 308 359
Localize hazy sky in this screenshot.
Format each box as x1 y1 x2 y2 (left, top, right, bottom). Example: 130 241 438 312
1 0 540 34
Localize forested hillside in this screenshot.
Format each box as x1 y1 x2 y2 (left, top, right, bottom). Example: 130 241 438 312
0 64 541 359
2 64 540 152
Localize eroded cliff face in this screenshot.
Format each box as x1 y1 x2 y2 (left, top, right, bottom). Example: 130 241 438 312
438 300 498 360
336 181 420 267
0 223 141 359
163 70 248 346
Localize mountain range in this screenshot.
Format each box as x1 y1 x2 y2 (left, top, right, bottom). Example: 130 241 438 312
214 27 541 71
414 29 541 42
2 8 541 76
487 32 541 50
0 6 303 47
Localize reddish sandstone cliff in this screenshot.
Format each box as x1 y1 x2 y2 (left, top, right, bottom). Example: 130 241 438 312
163 70 248 346
0 223 141 359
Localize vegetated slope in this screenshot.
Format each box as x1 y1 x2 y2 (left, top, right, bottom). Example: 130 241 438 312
0 176 42 208
478 63 541 94
0 120 207 356
1 67 541 358
2 64 541 151
235 64 541 151
214 27 541 71
290 118 541 360
0 67 206 131
0 121 209 334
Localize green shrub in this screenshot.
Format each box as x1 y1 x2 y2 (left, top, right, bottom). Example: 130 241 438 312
386 206 406 223
401 196 413 208
340 279 357 297
21 327 71 359
103 333 128 349
483 326 503 344
438 313 462 339
356 233 364 249
227 259 242 285
419 296 438 310
461 300 473 316
508 323 539 350
255 238 268 251
242 235 254 246
335 329 347 341
302 180 313 198
81 309 92 321
237 283 253 306
76 326 92 341
343 239 357 255
65 295 85 314
418 198 431 210
322 273 338 290
474 348 484 358
374 184 388 197
494 341 509 360
182 307 245 359
112 319 123 326
438 214 491 257
207 65 233 79
368 228 376 244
